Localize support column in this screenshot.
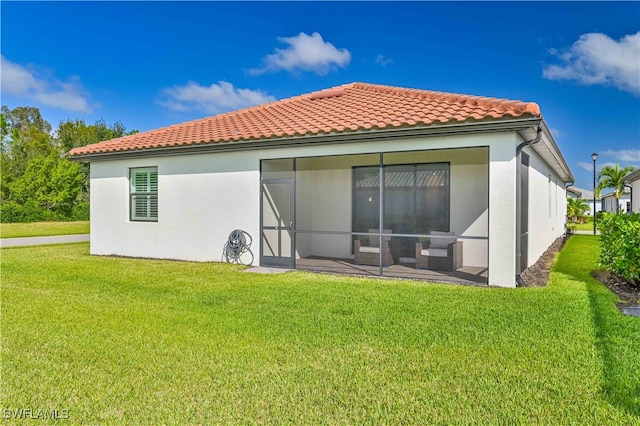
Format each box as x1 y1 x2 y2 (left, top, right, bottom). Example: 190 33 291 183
488 139 518 287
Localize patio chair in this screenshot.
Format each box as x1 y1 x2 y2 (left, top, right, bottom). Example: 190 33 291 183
415 231 462 271
354 229 394 267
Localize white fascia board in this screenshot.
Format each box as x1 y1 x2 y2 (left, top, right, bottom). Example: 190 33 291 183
623 168 640 183
529 119 574 183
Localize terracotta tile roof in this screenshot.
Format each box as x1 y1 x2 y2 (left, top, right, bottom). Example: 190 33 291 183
70 82 541 157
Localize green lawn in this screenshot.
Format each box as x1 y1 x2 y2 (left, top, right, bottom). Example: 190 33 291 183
572 222 597 231
0 221 90 238
568 216 600 231
1 237 638 424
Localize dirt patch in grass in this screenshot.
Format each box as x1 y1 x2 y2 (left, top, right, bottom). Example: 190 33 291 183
591 270 640 307
519 235 569 287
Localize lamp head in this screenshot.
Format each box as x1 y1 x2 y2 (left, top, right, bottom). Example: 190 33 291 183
591 152 598 161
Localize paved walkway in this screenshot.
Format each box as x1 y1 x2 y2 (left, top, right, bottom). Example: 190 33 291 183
0 234 90 248
623 306 640 317
573 230 601 235
243 266 293 274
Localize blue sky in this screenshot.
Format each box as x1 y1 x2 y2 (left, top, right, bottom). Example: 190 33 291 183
2 1 639 189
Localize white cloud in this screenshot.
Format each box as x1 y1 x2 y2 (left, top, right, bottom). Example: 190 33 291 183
577 161 617 172
543 32 640 95
0 55 92 113
157 81 275 114
577 161 593 172
375 54 393 67
549 128 564 138
600 149 640 163
249 32 351 75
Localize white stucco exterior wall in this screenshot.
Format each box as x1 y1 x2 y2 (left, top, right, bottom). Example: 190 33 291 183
88 129 566 287
90 152 261 262
631 180 640 212
487 135 518 287
602 194 631 213
523 145 567 268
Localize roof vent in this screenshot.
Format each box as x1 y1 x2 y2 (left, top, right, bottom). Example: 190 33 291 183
310 87 345 100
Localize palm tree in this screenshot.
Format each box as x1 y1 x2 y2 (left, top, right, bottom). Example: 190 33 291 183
597 164 637 213
566 197 589 222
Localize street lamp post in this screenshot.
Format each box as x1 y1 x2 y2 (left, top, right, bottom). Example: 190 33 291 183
592 152 598 235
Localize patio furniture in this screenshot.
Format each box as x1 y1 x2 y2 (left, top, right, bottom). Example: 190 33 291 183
415 231 462 271
354 229 394 267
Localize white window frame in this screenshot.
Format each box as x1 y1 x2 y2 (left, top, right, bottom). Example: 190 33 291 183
130 167 158 222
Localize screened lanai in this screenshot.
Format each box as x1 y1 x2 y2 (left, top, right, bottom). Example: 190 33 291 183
260 147 489 284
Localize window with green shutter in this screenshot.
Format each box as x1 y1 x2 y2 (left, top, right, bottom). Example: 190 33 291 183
130 167 158 221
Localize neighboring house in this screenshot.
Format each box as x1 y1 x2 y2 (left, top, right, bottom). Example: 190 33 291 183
70 82 573 288
566 187 581 199
601 187 632 213
623 168 640 213
566 186 601 215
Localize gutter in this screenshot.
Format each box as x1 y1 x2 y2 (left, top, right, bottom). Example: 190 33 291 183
516 121 574 183
69 117 542 162
516 126 542 155
536 121 574 182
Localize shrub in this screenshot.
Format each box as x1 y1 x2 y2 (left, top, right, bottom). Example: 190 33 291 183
71 202 90 221
598 212 640 287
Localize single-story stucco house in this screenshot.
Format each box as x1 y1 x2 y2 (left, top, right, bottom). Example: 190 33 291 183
601 188 631 213
623 168 640 213
70 82 574 288
566 186 601 215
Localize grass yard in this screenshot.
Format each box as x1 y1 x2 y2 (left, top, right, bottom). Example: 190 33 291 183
0 221 90 239
568 216 599 231
572 221 598 231
1 237 639 424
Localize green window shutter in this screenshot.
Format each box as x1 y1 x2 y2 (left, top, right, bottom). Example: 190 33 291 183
130 167 158 221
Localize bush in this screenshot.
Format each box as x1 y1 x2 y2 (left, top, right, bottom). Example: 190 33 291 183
0 200 73 223
71 202 90 221
598 212 640 287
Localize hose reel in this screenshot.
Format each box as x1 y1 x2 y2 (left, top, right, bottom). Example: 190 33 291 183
222 229 254 265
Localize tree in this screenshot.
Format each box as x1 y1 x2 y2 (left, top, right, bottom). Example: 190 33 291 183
1 106 55 176
567 197 589 223
1 107 56 206
53 118 133 208
597 164 637 214
9 153 83 217
1 105 52 135
0 105 133 222
55 118 128 154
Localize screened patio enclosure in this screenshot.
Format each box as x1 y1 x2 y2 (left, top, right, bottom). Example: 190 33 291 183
260 148 489 284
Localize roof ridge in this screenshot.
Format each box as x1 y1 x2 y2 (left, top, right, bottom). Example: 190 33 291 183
348 82 540 114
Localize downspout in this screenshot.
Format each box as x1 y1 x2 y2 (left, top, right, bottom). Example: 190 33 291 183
515 127 542 287
516 127 542 155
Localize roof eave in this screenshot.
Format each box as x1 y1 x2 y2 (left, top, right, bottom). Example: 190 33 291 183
623 168 640 183
527 119 574 183
70 117 542 162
